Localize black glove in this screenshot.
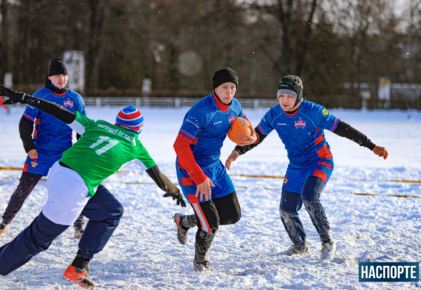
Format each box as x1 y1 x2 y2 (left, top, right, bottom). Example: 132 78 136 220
0 86 28 104
163 188 186 207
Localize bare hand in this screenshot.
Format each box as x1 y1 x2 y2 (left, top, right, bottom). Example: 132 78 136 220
195 177 215 201
238 127 257 146
28 149 38 159
225 150 239 170
373 146 388 160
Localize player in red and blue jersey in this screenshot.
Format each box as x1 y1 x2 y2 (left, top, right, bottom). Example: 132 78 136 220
226 75 388 262
0 58 87 239
172 68 257 271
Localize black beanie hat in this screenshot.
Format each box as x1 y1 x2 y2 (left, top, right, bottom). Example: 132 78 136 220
277 75 303 103
48 58 68 76
212 67 239 89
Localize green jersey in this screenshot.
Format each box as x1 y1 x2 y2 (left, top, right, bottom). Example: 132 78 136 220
60 112 156 197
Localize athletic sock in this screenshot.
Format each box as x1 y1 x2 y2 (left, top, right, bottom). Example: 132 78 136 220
194 229 216 263
71 255 90 272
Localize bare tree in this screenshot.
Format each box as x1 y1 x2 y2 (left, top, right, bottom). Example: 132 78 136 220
85 0 108 93
0 0 418 105
0 0 9 75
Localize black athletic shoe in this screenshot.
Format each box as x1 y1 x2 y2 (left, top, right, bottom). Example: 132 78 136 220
174 213 189 244
193 260 211 272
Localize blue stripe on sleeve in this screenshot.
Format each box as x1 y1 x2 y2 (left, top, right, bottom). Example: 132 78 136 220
179 130 194 141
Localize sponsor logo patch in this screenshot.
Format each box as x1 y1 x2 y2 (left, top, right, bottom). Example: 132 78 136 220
63 98 74 108
228 113 236 124
186 117 199 128
31 160 38 168
322 109 328 115
283 176 288 185
294 117 306 129
214 121 222 125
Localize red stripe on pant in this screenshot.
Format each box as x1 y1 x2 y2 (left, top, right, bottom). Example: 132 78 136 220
313 169 328 183
317 161 332 170
188 194 211 233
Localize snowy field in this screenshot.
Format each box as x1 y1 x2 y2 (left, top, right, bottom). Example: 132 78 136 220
0 105 420 289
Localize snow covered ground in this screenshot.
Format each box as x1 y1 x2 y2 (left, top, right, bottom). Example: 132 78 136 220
0 105 420 289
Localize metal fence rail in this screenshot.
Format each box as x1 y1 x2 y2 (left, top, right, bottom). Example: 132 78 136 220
84 97 280 108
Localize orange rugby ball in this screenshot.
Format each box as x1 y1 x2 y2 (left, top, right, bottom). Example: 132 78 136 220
228 117 252 145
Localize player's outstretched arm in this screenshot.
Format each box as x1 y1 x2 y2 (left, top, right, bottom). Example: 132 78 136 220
0 86 76 124
146 165 186 207
225 127 268 170
333 120 388 160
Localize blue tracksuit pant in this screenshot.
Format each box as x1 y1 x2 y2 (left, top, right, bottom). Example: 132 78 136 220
0 184 123 275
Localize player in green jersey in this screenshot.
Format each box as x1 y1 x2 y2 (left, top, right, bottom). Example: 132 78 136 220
0 86 185 289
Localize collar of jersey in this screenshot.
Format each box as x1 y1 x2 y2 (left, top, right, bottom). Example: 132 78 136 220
212 93 230 112
284 106 300 116
52 91 67 96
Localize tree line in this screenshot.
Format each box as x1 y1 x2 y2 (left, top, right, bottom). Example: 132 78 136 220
0 0 420 108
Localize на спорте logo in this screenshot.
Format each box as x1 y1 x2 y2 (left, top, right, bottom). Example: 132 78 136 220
359 262 419 282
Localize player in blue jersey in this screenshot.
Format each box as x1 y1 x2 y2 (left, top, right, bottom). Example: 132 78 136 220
225 75 388 262
0 58 87 239
173 68 257 271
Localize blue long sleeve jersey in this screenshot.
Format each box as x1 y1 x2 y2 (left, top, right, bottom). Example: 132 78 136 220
256 100 339 168
22 88 86 153
177 93 245 167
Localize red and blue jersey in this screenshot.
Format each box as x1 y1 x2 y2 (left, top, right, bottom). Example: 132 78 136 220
22 87 86 153
178 94 244 167
257 100 339 169
174 93 245 185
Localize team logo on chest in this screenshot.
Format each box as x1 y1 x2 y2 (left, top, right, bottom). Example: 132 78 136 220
228 113 236 124
294 117 306 129
63 98 74 108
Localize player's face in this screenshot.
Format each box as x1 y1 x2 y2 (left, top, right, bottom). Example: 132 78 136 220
278 94 297 112
48 74 69 89
214 82 236 104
